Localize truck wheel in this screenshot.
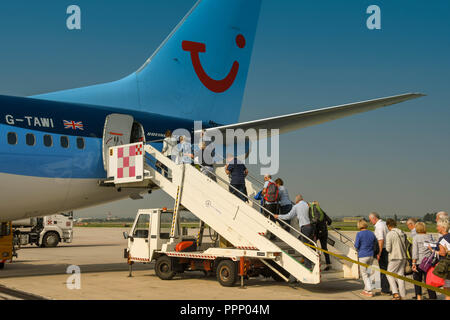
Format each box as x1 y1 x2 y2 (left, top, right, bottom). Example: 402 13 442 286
0 262 4 270
42 232 60 248
216 260 237 287
155 256 176 280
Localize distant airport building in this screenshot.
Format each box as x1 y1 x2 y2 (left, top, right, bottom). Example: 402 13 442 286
342 217 364 223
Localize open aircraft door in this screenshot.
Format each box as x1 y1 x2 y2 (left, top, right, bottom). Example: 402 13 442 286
102 114 134 171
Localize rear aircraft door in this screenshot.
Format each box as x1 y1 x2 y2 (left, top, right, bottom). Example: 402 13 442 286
102 114 134 170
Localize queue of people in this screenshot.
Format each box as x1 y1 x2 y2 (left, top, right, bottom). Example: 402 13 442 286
159 135 449 300
354 211 449 300
257 176 333 270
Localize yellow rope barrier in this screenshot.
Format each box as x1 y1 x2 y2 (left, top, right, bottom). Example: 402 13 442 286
302 242 450 297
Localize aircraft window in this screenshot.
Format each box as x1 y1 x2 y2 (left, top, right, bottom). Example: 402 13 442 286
160 211 174 239
76 137 85 149
7 132 17 145
26 133 36 146
61 211 73 219
60 136 69 148
43 135 53 147
0 222 11 236
133 214 150 238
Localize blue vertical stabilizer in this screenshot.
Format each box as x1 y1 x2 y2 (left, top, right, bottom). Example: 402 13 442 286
33 0 262 125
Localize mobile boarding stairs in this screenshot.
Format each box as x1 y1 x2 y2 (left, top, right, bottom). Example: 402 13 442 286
101 142 359 286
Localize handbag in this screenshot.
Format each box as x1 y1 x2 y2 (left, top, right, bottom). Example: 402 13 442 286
426 266 445 287
419 252 438 273
404 261 413 276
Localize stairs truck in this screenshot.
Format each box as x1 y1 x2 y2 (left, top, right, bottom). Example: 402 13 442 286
101 141 359 287
13 213 73 248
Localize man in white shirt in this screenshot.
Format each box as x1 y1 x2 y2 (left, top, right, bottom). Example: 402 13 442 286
369 212 391 295
160 130 177 178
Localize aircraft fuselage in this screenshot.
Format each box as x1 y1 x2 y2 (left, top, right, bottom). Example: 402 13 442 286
0 95 203 221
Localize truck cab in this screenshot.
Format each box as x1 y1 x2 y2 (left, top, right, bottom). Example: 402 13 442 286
124 209 181 263
123 208 283 287
13 212 74 248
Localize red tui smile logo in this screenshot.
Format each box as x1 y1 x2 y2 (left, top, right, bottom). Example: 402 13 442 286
182 34 246 93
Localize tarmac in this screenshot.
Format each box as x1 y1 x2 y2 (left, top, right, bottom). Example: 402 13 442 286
0 227 445 300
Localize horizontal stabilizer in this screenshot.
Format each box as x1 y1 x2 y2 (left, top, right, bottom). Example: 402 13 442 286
203 93 425 141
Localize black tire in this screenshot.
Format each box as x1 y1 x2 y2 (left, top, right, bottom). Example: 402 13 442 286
155 255 176 280
0 262 4 270
42 232 60 248
216 260 238 287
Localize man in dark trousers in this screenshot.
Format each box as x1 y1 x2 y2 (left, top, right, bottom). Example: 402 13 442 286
225 155 248 202
310 201 333 271
369 212 391 295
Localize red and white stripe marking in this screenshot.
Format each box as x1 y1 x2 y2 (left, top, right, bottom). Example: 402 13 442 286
235 246 258 250
130 257 150 262
166 252 217 260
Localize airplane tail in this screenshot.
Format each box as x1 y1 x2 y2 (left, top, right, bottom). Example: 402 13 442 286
33 0 262 125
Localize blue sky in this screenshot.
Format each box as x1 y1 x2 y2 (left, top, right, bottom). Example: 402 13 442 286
0 0 449 218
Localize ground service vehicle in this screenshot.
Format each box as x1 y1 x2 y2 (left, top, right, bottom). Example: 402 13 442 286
124 208 285 286
109 142 359 287
13 213 73 248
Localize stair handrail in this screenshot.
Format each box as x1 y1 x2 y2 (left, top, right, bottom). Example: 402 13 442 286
144 143 354 250
143 143 318 252
246 171 355 247
199 164 320 255
329 226 355 246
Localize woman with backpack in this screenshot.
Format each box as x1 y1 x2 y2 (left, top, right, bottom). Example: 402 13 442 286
262 175 279 215
262 175 279 240
385 218 408 300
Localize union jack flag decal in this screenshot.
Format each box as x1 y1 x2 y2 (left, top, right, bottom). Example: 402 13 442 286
63 120 84 130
